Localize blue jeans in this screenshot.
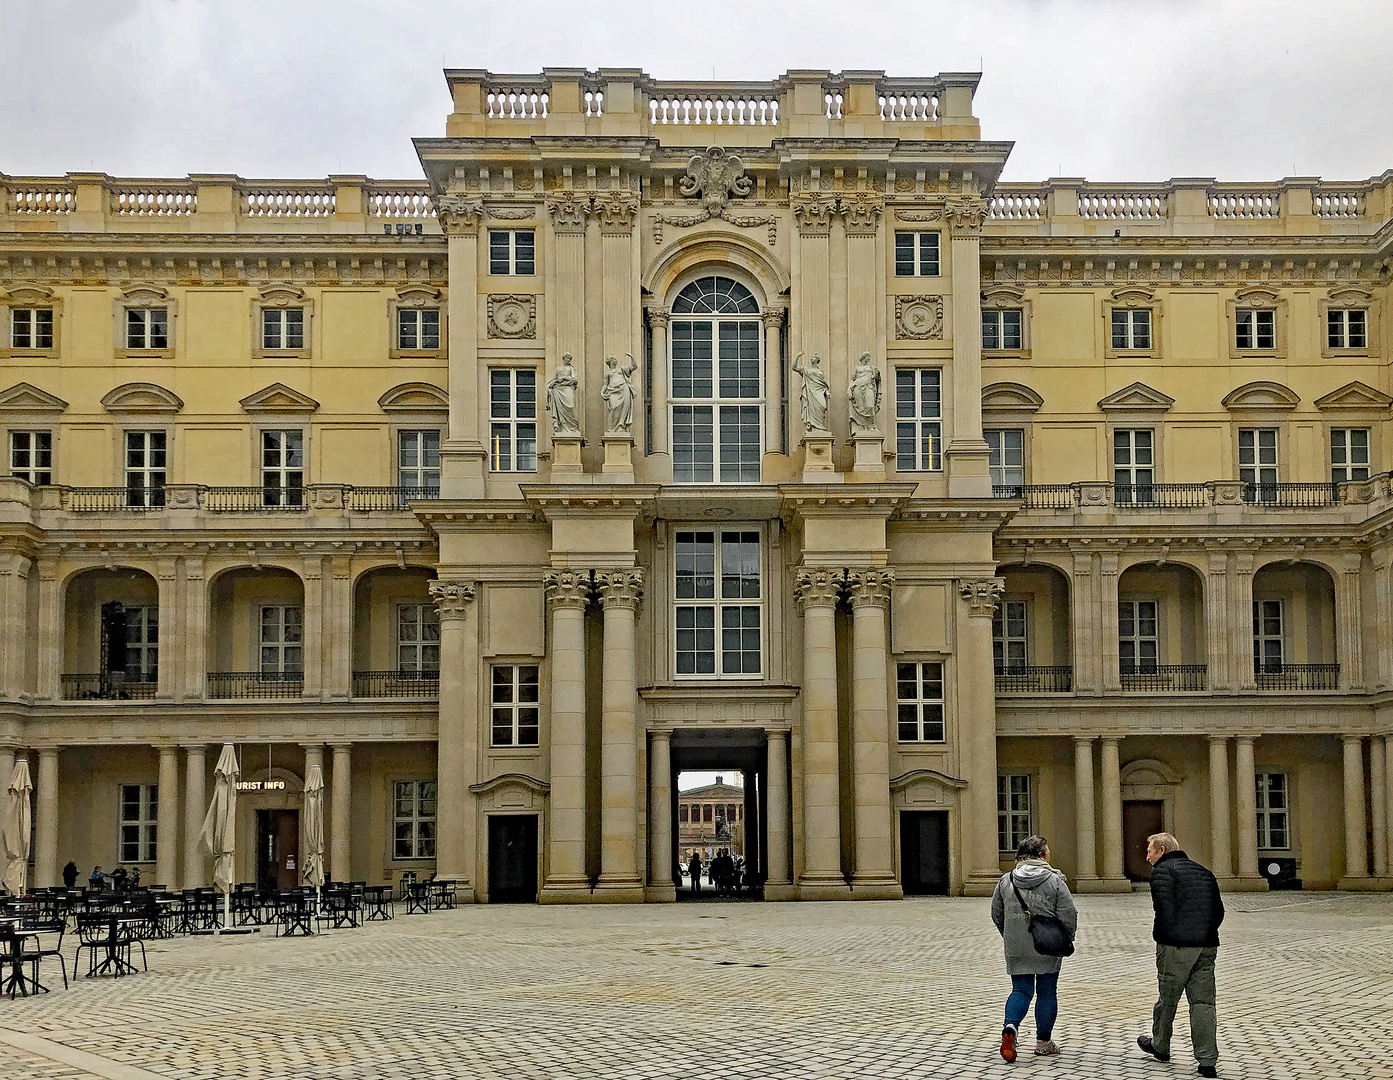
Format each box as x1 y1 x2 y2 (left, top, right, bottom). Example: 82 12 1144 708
1005 973 1058 1040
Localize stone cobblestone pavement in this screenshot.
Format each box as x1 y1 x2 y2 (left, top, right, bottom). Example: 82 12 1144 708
1 892 1389 1080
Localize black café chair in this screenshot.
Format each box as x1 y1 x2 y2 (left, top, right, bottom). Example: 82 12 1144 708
17 918 67 992
275 891 315 937
404 881 431 915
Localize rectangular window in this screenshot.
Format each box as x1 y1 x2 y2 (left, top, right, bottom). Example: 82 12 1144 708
261 429 304 507
1252 599 1283 675
124 431 166 508
119 784 157 864
260 308 305 351
491 665 540 746
125 307 168 350
703 804 713 823
894 231 940 276
1255 772 1289 850
981 309 1022 351
670 316 761 484
985 428 1024 493
1113 428 1154 503
997 774 1032 853
488 230 535 276
896 661 945 742
679 804 690 823
124 606 158 682
489 369 538 473
1327 309 1367 350
1110 308 1152 350
397 430 441 493
397 308 441 351
674 530 761 677
393 780 437 859
396 603 440 673
1330 428 1370 484
10 431 52 485
895 368 942 472
992 601 1028 673
1235 308 1276 350
1119 600 1159 675
10 307 54 349
1239 428 1279 501
259 605 303 676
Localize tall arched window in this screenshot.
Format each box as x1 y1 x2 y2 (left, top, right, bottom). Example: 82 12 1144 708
670 275 762 483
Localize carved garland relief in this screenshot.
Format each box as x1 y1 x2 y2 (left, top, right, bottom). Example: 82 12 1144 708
487 294 536 339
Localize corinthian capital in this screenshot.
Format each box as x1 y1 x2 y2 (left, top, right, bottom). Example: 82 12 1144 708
592 191 640 234
792 194 836 236
596 567 644 609
846 567 895 608
436 194 484 236
546 191 592 234
428 579 477 619
945 195 989 234
838 192 884 236
543 568 592 609
959 577 1004 618
795 567 845 609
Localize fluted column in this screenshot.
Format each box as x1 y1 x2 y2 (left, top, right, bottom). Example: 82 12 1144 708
647 729 674 900
764 729 793 897
1208 736 1233 879
183 561 207 700
438 193 486 497
847 568 900 898
1231 554 1256 689
182 744 206 887
1203 554 1231 691
795 567 848 897
596 568 644 899
1370 736 1388 879
646 306 670 456
325 556 353 699
1385 735 1393 883
156 745 180 887
428 579 478 895
35 748 59 887
0 555 31 700
1234 736 1260 882
329 743 352 882
1099 737 1124 882
155 559 179 700
36 561 60 700
300 556 325 700
762 304 786 455
1373 553 1393 688
1336 556 1365 690
944 197 991 497
1100 555 1122 692
1072 737 1098 884
540 569 592 901
961 578 1006 894
1069 553 1101 694
1341 735 1369 882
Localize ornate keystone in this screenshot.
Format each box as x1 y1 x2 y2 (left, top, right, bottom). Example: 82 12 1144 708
959 577 1004 618
436 194 484 236
596 568 644 609
679 147 752 217
428 579 477 619
543 568 592 609
846 568 895 608
795 567 845 609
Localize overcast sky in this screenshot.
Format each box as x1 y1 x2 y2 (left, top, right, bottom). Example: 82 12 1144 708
3 0 1391 184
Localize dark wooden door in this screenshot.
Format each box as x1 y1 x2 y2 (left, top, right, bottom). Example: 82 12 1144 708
488 815 538 903
1123 801 1165 881
900 811 950 895
256 809 300 891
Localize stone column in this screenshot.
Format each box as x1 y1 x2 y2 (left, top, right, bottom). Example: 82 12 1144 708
35 748 59 887
1203 554 1231 691
1208 736 1233 879
1370 736 1388 879
330 743 352 882
428 580 478 896
1100 554 1122 692
300 556 325 699
1234 736 1260 883
961 578 1006 894
1099 737 1125 883
437 193 486 497
795 567 848 897
945 197 992 497
647 729 675 901
325 556 353 699
762 304 786 455
155 559 180 700
0 747 14 795
0 555 31 700
1341 735 1369 882
183 561 207 700
36 561 60 700
1385 735 1393 883
1069 552 1101 694
1336 555 1365 690
156 745 180 887
1231 554 1256 690
847 568 901 898
540 569 592 901
183 744 207 888
596 568 644 900
1072 737 1098 885
646 306 670 456
764 729 793 899
1373 552 1393 689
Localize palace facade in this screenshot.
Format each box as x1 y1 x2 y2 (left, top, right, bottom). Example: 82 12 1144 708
1 68 1391 901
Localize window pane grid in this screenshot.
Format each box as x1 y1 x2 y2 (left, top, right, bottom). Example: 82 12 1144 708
261 430 305 506
393 780 437 859
397 308 441 351
488 369 537 473
993 601 1028 673
397 603 441 673
259 605 304 675
1252 599 1284 674
1236 308 1276 350
488 230 535 275
125 307 168 350
10 307 54 349
491 665 540 746
985 428 1024 490
894 369 942 471
397 429 441 492
674 530 760 677
10 430 53 485
119 784 158 863
1256 772 1289 850
261 308 305 350
894 232 940 276
671 288 761 484
896 661 945 742
981 309 1022 350
997 774 1032 853
125 431 167 508
124 606 159 681
1330 428 1369 483
1111 308 1152 350
1119 600 1159 673
1239 428 1279 498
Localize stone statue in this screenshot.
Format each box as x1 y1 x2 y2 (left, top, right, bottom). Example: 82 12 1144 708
791 353 830 433
600 354 639 434
848 352 882 433
546 354 580 434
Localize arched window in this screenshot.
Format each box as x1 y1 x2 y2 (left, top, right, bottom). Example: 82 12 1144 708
669 275 762 483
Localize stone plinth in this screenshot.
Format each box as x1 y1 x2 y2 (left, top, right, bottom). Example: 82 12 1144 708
601 434 634 480
800 433 838 482
550 435 584 477
850 433 887 480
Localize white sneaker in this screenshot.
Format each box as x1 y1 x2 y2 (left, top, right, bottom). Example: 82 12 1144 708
1035 1039 1062 1056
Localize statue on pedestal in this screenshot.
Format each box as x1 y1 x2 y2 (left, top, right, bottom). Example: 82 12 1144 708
791 353 830 433
546 354 580 434
848 352 882 433
600 354 639 435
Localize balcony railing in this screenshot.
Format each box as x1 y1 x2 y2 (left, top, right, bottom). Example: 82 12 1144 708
63 487 166 512
1253 663 1340 691
207 672 304 699
1120 664 1208 692
204 486 306 511
53 484 441 513
991 484 1074 509
987 479 1356 511
344 487 439 512
352 670 440 698
994 666 1073 693
1113 484 1208 510
1242 483 1341 508
61 672 158 700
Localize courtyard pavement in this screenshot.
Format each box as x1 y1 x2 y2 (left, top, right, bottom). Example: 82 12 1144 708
0 891 1389 1080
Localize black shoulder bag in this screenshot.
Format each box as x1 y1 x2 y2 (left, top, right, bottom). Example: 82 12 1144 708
1011 877 1075 958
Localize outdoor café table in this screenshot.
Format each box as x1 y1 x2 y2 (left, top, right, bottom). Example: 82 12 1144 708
83 916 141 978
275 893 314 937
429 881 455 910
1 924 37 997
364 885 394 921
403 882 431 915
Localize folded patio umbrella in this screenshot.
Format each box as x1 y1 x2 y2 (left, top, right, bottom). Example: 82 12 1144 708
302 762 325 890
200 744 239 928
2 758 32 896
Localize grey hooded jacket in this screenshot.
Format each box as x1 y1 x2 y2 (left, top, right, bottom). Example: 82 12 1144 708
990 859 1079 975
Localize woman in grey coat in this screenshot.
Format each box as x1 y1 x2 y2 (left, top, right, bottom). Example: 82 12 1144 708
990 835 1078 1062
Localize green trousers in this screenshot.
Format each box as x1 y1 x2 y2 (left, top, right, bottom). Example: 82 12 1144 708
1152 944 1219 1067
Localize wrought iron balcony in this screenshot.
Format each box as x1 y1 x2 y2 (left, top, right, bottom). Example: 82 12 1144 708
61 672 158 700
351 670 440 698
344 487 440 512
991 484 1074 509
994 665 1073 693
207 672 304 699
1242 482 1341 507
1253 663 1340 691
1113 483 1208 509
1119 664 1208 692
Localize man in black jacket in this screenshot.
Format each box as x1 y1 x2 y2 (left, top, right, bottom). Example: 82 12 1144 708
1137 832 1224 1078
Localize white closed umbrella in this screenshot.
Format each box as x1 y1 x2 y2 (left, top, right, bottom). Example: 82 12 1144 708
200 744 239 930
2 759 32 896
302 762 325 908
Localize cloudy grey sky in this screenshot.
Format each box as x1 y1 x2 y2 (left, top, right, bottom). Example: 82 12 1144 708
2 0 1390 183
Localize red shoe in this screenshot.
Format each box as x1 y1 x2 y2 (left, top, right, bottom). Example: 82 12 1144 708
1000 1027 1017 1063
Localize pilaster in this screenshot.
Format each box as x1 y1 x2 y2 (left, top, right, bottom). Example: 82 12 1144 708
644 304 671 458
1336 554 1365 690
1069 552 1101 694
183 560 207 701
36 560 60 701
1100 553 1121 692
326 555 353 699
945 197 991 497
35 747 59 888
300 555 325 699
762 303 787 458
596 191 640 464
1371 736 1388 879
155 558 179 700
429 578 479 898
1203 554 1231 691
547 193 591 475
1231 553 1256 690
439 193 486 497
329 742 352 883
0 554 32 700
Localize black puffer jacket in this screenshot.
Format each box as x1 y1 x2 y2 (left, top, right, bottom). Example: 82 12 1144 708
1150 849 1224 948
